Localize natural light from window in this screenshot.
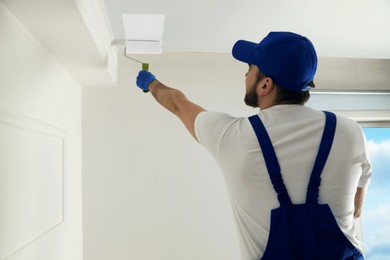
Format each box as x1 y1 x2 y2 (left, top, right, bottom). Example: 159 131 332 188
362 127 390 259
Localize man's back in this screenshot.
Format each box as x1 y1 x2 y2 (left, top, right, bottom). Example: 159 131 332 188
195 105 371 259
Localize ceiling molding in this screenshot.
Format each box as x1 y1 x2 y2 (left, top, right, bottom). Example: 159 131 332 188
74 0 118 84
315 57 390 91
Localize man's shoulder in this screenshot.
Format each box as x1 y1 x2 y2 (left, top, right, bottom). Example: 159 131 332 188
195 111 250 144
195 111 245 126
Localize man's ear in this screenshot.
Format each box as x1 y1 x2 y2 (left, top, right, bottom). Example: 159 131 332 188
257 77 275 96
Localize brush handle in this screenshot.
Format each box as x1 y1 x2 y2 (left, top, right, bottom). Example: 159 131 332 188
142 63 149 93
142 63 149 71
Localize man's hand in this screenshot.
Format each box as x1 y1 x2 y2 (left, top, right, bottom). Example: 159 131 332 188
136 70 156 92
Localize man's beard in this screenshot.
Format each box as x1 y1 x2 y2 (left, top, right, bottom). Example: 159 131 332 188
244 83 259 108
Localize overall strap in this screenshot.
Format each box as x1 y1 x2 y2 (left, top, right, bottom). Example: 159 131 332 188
306 111 337 204
249 115 292 206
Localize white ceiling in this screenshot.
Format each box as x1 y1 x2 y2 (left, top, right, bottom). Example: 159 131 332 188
104 0 390 59
2 0 390 90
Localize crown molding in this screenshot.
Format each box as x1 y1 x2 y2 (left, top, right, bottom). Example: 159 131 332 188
74 0 118 84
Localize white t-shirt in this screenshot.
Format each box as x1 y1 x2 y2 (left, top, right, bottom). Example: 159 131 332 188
194 105 371 260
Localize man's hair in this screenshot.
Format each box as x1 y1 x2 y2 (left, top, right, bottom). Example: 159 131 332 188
274 83 313 105
256 69 314 105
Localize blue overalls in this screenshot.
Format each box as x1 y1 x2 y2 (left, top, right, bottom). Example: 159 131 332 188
248 111 364 260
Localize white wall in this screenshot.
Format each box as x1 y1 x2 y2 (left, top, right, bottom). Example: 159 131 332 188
83 90 229 260
0 3 83 260
82 54 248 260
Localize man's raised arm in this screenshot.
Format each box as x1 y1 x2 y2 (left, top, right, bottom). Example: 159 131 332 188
136 70 206 141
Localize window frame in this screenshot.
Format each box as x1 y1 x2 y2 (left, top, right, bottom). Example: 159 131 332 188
332 110 390 127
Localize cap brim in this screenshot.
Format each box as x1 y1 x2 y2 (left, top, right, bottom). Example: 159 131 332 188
232 40 258 64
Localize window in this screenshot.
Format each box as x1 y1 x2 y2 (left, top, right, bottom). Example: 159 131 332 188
362 127 390 259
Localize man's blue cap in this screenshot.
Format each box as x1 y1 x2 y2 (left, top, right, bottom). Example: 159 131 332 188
232 31 317 93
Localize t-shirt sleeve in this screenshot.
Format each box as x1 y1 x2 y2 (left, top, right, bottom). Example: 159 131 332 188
357 128 372 188
194 111 235 161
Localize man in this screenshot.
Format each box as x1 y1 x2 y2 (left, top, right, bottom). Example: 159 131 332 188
136 32 371 259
